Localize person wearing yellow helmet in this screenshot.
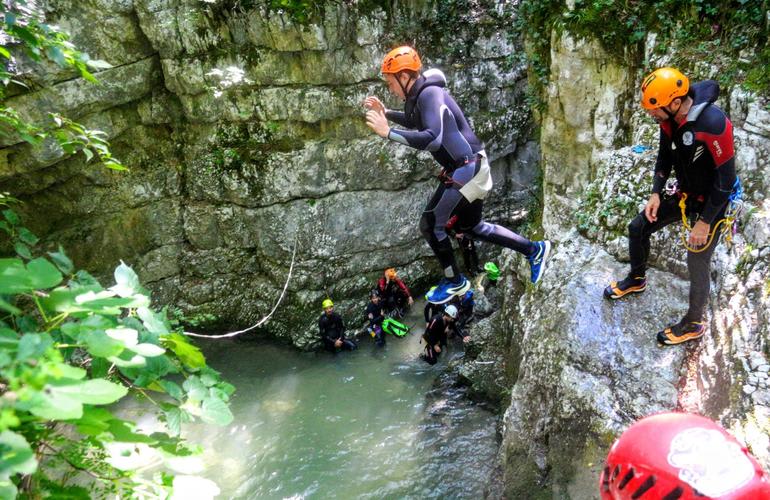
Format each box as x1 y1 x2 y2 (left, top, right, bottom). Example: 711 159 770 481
318 298 357 352
364 46 551 305
604 67 739 346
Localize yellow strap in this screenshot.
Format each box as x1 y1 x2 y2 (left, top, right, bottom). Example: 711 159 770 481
678 192 733 253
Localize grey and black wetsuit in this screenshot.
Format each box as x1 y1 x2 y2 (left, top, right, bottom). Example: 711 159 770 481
628 80 737 322
385 69 535 279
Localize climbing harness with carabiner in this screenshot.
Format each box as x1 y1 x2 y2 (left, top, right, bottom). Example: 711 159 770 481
677 178 743 253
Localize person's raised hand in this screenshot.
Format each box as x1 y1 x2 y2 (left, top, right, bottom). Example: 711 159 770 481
364 96 386 114
366 109 389 138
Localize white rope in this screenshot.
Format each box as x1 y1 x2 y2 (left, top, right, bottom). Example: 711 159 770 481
183 236 298 339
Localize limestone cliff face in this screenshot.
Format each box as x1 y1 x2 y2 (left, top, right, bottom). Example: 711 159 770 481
489 27 770 498
0 1 536 348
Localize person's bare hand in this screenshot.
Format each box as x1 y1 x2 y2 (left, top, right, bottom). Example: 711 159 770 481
366 109 389 138
688 220 710 248
363 96 386 114
434 345 441 353
334 339 343 348
644 193 661 223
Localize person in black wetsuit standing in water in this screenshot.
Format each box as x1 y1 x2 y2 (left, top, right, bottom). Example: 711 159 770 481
364 46 551 304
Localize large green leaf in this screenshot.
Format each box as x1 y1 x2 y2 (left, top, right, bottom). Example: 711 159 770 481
0 297 21 315
24 379 128 420
22 390 83 420
130 343 165 357
0 430 37 477
157 380 183 401
163 333 205 369
0 258 62 294
80 329 125 358
107 420 157 444
200 395 233 426
26 258 63 289
53 379 128 405
47 246 73 274
111 261 141 297
138 307 168 335
49 363 86 380
72 406 113 436
41 287 144 315
16 333 53 362
182 376 208 402
123 354 177 387
0 328 19 350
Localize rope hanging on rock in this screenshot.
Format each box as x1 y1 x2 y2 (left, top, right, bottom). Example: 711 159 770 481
183 236 298 339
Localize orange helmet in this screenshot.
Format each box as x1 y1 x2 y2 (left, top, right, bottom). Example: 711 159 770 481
385 268 397 279
640 67 689 110
381 46 422 74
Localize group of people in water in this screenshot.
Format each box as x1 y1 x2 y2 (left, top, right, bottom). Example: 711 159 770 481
318 266 479 364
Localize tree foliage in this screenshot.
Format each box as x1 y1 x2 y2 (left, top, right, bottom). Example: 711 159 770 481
1 0 126 170
0 200 234 498
1 2 234 497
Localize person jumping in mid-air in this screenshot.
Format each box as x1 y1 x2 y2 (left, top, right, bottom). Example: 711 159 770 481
364 46 550 304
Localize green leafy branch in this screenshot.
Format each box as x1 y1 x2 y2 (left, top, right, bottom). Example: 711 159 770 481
1 0 124 170
0 204 231 498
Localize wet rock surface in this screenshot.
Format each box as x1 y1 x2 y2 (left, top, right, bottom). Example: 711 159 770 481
2 1 535 348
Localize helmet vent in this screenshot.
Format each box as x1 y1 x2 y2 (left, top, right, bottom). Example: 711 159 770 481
600 466 610 491
631 475 656 499
611 465 621 481
662 486 684 500
618 468 636 490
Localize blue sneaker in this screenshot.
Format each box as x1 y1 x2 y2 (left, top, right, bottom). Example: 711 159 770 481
528 240 551 284
426 275 471 304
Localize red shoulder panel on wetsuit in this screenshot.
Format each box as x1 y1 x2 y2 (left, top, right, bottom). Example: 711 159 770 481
696 118 734 168
660 121 673 138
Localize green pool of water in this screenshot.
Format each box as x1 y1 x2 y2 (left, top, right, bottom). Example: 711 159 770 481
157 306 499 498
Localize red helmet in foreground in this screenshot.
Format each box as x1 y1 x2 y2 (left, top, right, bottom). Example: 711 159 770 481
600 412 770 499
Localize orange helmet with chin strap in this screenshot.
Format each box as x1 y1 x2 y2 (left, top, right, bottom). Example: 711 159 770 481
641 67 689 110
381 46 422 74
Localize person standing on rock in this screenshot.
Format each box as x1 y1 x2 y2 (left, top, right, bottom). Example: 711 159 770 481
604 67 738 346
364 46 550 305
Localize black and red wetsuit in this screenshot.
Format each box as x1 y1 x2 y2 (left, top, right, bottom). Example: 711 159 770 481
629 80 737 322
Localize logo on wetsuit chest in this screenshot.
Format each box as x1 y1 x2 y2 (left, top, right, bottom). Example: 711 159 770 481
713 140 723 157
682 131 693 146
